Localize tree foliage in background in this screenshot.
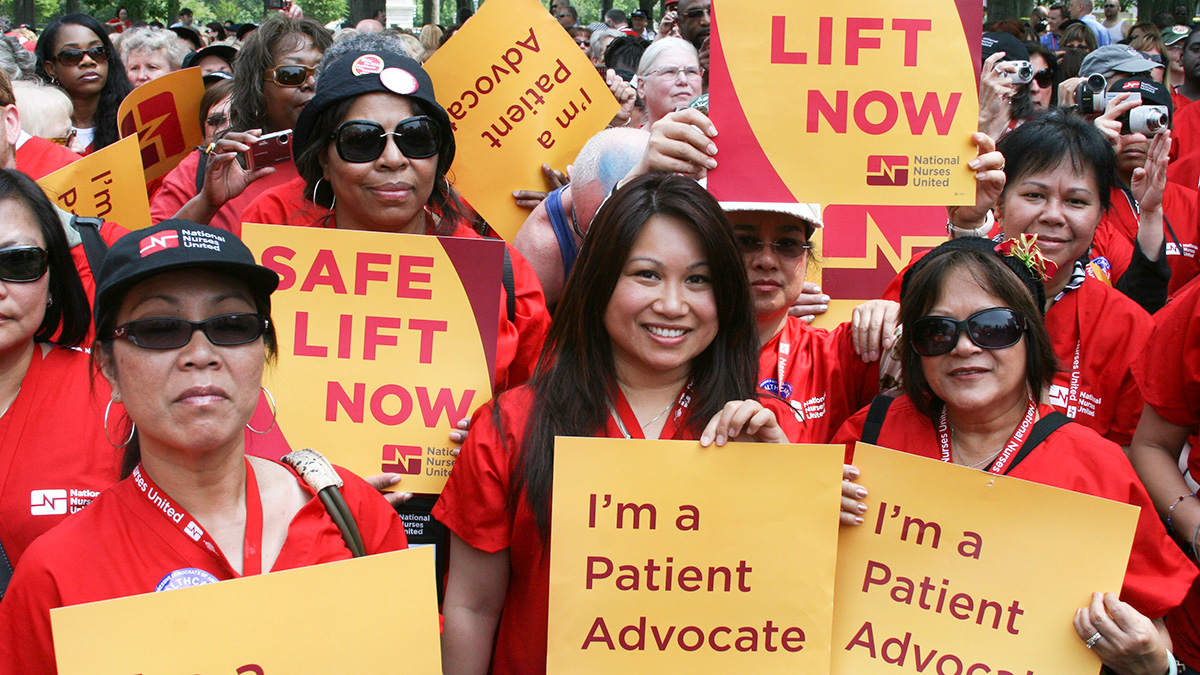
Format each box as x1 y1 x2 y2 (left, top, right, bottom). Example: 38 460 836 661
431 0 656 27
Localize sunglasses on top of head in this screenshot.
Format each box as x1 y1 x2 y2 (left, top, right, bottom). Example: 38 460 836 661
0 246 48 283
908 307 1026 357
263 64 317 87
54 45 110 66
332 116 440 163
111 313 269 350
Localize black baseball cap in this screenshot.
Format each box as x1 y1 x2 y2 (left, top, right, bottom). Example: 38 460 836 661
182 43 238 70
293 50 455 173
1110 76 1174 115
981 31 1030 62
94 220 279 321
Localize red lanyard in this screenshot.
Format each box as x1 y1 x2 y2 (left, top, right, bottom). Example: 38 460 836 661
936 398 1038 474
131 458 264 575
607 380 693 440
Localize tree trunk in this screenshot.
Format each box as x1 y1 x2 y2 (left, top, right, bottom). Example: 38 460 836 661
1139 0 1193 21
986 0 1033 22
13 0 34 26
639 0 655 22
423 0 433 25
456 0 472 21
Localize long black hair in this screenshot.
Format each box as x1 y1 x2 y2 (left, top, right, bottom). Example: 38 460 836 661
512 173 760 538
34 13 132 151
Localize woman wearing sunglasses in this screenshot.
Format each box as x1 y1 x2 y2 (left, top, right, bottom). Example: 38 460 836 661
34 13 132 155
0 219 409 675
0 170 122 578
437 173 788 674
281 45 549 393
835 237 1196 675
150 14 331 233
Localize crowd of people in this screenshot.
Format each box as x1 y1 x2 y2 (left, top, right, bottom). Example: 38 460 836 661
0 0 1193 673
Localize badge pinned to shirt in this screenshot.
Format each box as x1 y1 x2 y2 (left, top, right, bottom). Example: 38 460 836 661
155 567 219 592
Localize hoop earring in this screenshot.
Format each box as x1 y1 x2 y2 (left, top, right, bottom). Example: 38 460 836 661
46 293 53 308
104 397 135 448
246 386 277 435
314 177 336 211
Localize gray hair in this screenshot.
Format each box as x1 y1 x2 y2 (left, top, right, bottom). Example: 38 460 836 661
637 36 698 77
13 79 73 138
119 26 189 70
0 36 34 81
588 27 622 63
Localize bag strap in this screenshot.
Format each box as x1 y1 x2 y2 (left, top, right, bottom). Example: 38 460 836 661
1001 411 1071 475
502 247 516 324
0 536 13 600
71 216 109 279
195 148 208 193
281 449 365 557
860 394 897 445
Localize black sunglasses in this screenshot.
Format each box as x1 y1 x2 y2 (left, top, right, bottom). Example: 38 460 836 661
735 234 810 259
263 64 317 87
54 45 110 66
909 307 1026 357
0 246 48 282
111 313 269 350
1033 68 1054 88
206 112 228 128
333 117 440 163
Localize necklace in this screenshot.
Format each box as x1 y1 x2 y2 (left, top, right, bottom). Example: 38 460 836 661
640 398 676 430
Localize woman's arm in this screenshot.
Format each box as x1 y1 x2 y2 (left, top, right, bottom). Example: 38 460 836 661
441 534 510 675
1129 404 1197 548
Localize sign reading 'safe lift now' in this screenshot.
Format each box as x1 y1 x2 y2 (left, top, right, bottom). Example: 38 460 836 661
708 0 981 206
242 224 501 494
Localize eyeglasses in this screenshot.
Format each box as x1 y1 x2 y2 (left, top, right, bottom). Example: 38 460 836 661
54 45 110 66
1032 68 1054 87
0 246 48 282
263 64 317 87
332 117 439 163
735 234 810 259
576 39 589 46
646 65 704 80
683 6 711 19
47 128 76 146
111 313 269 349
909 307 1026 357
205 112 228 128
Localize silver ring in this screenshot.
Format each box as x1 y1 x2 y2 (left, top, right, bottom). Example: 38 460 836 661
1085 632 1102 649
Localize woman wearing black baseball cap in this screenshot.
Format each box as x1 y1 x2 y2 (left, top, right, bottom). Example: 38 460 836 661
0 220 409 675
280 41 549 393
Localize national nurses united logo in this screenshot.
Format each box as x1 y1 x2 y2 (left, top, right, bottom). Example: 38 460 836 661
382 444 422 475
866 155 909 186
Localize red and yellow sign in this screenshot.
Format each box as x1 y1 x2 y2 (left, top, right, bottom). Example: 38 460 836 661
242 224 502 494
833 443 1139 674
548 437 844 672
38 135 152 229
52 547 441 673
118 67 205 183
424 0 617 241
708 0 981 205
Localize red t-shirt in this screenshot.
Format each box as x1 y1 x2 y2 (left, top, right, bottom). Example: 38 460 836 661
758 317 877 443
833 395 1196 620
0 346 121 569
433 385 700 674
0 459 408 675
150 149 300 234
240 175 325 230
1092 184 1200 296
15 136 80 179
1171 99 1200 191
882 258 1149 445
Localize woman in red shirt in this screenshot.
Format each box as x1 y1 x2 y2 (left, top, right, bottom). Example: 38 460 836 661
435 174 788 674
835 237 1195 675
0 220 408 675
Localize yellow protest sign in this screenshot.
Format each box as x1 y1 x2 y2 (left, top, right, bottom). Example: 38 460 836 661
833 443 1139 674
52 547 440 674
424 0 617 241
242 224 500 494
37 135 152 229
548 438 844 672
708 0 981 206
118 66 205 183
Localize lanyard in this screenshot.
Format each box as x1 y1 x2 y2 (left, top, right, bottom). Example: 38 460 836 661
936 397 1038 474
131 458 264 575
607 380 693 440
